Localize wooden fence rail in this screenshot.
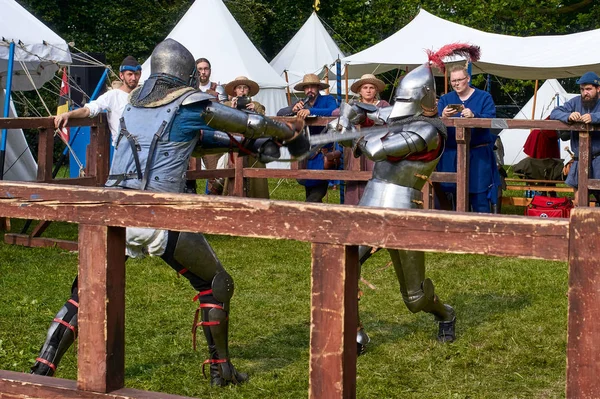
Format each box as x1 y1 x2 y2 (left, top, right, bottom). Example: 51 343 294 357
0 181 599 398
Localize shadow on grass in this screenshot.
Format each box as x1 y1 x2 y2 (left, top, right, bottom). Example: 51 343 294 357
359 291 532 349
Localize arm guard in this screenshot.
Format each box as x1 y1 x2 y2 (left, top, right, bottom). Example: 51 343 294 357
357 122 439 162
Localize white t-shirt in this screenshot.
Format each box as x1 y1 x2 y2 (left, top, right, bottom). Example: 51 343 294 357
84 89 129 145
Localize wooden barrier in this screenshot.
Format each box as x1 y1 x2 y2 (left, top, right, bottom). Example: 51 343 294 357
1 181 599 398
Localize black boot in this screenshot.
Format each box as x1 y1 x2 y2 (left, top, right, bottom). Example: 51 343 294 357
436 305 456 343
205 358 248 387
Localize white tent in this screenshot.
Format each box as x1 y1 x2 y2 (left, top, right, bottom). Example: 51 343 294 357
343 8 600 80
270 11 353 97
1 0 73 181
141 0 288 116
499 79 577 165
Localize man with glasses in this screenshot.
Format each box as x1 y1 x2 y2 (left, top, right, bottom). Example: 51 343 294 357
54 56 142 145
436 64 500 213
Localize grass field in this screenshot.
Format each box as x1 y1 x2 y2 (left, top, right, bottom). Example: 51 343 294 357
0 178 568 398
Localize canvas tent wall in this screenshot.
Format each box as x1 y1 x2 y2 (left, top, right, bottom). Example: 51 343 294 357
141 0 288 116
342 8 600 80
1 0 73 181
499 79 577 165
270 11 355 98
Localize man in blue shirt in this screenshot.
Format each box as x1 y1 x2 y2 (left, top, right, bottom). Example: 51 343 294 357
437 64 500 213
278 73 337 202
550 71 600 202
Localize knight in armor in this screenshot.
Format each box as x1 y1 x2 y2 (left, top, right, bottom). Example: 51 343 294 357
30 39 307 387
324 45 481 353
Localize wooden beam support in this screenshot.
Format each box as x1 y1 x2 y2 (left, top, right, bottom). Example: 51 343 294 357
455 127 470 212
567 208 600 397
309 244 358 399
77 224 126 393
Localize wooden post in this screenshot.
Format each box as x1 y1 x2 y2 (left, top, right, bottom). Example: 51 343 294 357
309 243 358 399
37 127 53 182
344 66 349 103
77 224 126 393
576 130 590 206
284 70 292 106
531 80 539 120
324 66 330 95
444 69 448 94
88 115 111 186
567 208 600 397
455 127 470 212
232 153 245 197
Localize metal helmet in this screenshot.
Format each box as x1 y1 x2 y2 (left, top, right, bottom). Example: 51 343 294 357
389 63 437 119
149 38 197 87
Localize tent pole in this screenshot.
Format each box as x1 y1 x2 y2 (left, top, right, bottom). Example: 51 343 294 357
283 70 292 106
0 41 16 180
344 65 349 103
336 59 342 106
323 65 330 95
531 79 539 120
444 68 448 94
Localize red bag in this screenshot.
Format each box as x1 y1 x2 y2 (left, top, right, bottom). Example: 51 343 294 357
525 195 573 218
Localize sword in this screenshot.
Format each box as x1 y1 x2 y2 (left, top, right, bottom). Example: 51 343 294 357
308 128 365 146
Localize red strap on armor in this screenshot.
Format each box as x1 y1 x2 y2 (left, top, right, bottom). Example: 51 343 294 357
193 289 213 302
67 299 79 308
53 318 77 338
202 358 228 379
35 357 56 371
179 268 188 275
191 303 226 350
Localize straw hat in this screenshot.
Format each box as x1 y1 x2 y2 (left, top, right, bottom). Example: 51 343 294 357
225 76 260 97
351 74 385 94
294 73 330 91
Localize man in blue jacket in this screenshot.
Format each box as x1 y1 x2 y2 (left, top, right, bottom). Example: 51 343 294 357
278 73 337 202
550 71 600 203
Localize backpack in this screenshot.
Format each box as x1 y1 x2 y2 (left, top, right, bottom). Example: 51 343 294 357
525 195 573 218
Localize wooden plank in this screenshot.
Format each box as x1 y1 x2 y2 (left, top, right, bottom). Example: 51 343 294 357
0 182 570 261
0 370 198 399
501 197 532 207
567 208 600 398
505 185 574 193
185 169 235 180
36 128 53 183
50 176 97 186
4 234 78 251
309 244 357 399
232 154 244 197
242 168 372 181
77 224 126 393
430 171 456 184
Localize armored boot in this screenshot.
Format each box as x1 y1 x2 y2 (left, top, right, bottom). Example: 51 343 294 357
31 298 79 376
435 304 456 343
193 289 248 387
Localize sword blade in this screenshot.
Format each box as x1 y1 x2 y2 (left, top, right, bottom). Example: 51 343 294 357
309 129 364 146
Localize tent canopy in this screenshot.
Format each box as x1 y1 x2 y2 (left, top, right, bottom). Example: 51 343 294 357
499 79 577 165
343 8 600 80
270 12 353 94
1 0 72 90
141 0 287 115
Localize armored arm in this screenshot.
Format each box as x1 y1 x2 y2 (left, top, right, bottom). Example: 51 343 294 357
357 121 440 162
183 93 308 156
193 130 281 163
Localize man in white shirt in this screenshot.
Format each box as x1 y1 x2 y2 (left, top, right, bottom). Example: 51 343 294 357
54 56 142 145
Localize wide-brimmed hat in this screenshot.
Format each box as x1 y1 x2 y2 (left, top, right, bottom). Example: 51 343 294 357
350 74 385 94
225 76 260 96
294 73 330 91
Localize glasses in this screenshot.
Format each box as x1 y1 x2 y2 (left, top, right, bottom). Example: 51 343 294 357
450 77 468 84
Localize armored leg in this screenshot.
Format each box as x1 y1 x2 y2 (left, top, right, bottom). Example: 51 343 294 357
355 245 382 354
31 278 79 376
388 249 456 342
161 231 247 386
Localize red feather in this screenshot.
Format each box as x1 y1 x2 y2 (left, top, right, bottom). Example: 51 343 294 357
426 43 481 73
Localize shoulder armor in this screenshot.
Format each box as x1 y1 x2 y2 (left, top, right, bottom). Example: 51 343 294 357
182 91 216 106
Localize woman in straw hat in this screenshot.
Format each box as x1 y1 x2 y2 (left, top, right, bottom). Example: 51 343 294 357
222 76 269 198
335 74 389 205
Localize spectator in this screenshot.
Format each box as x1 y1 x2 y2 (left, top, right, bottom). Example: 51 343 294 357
549 71 600 202
334 73 390 205
222 76 269 198
277 73 337 202
437 64 501 212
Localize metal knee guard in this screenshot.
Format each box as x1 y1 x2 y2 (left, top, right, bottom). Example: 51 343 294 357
31 298 79 376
